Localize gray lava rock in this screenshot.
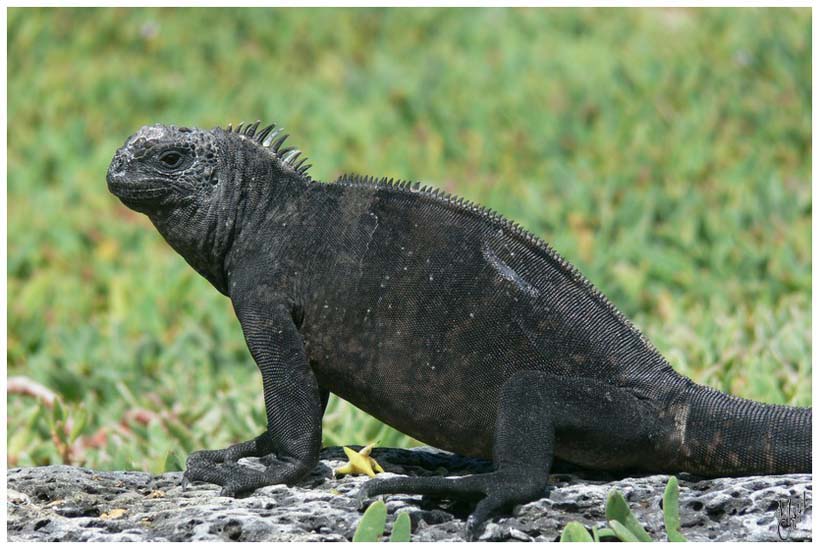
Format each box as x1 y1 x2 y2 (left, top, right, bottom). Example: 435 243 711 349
7 447 811 541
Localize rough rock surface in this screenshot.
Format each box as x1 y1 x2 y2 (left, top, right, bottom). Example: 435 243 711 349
7 446 812 542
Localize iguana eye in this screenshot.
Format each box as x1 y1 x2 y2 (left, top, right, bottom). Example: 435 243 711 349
159 151 183 168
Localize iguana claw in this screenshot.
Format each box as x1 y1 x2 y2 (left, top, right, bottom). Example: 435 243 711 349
354 486 370 510
465 516 482 542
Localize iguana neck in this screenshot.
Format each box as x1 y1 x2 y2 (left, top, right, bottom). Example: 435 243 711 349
148 134 318 296
149 197 232 295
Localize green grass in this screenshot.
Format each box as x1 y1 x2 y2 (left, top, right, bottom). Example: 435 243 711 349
8 7 810 472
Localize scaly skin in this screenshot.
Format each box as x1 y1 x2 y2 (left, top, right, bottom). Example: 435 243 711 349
107 122 811 540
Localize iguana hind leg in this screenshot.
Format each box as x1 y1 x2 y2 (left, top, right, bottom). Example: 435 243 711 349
359 371 552 540
359 371 665 540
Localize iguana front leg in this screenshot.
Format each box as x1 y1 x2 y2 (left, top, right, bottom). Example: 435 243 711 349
183 299 323 496
185 389 329 468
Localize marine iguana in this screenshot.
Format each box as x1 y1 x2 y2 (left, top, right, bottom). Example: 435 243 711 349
106 121 811 539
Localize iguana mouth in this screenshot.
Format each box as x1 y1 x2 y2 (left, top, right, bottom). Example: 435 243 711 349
106 174 169 201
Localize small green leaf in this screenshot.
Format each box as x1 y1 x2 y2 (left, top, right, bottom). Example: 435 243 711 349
596 527 617 539
389 511 412 542
163 451 183 472
605 489 652 541
163 418 194 451
663 476 681 532
668 530 688 542
663 476 687 542
69 408 87 443
591 525 599 542
52 398 65 426
26 404 45 431
560 521 594 542
608 519 640 542
353 500 387 542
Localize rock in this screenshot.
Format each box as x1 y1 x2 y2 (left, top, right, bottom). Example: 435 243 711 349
7 447 811 542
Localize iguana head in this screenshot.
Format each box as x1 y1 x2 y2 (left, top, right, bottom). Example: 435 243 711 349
107 121 311 294
106 124 221 211
107 121 310 212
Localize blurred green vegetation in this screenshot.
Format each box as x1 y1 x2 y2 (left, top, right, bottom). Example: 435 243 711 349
8 8 810 472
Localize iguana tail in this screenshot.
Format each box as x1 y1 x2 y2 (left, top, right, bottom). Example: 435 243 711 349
670 383 811 475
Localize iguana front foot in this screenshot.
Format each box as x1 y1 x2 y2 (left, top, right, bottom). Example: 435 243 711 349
180 432 275 491
181 431 305 495
185 431 275 470
359 469 547 540
182 453 308 497
182 461 264 496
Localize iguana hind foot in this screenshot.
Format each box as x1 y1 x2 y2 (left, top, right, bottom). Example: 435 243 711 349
359 469 546 540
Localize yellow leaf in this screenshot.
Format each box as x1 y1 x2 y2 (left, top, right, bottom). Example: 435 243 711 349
333 463 355 477
334 444 385 478
343 446 377 478
370 458 385 473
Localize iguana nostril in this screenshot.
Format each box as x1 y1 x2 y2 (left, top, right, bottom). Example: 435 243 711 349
106 155 125 181
106 159 118 181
